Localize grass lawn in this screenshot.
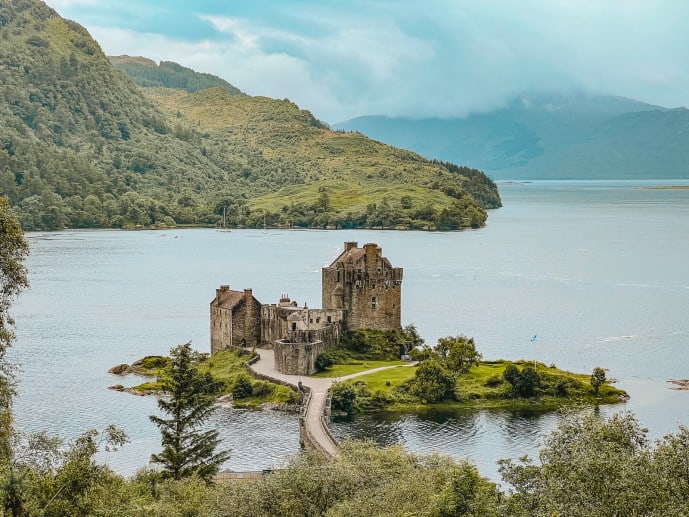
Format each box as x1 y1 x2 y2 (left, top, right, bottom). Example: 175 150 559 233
336 360 628 412
343 364 417 388
310 360 407 378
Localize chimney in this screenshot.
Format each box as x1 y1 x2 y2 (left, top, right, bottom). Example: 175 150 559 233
216 284 229 300
244 288 252 302
364 243 378 268
344 241 358 252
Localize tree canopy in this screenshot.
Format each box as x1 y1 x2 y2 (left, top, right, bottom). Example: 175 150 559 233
499 411 689 516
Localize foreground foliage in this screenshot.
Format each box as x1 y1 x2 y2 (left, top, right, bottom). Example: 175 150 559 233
0 196 28 461
5 415 689 516
500 411 689 517
1 426 127 517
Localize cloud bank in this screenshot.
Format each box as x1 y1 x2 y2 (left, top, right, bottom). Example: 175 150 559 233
46 0 689 123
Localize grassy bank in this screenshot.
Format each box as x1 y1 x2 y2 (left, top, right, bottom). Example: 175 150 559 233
127 350 300 409
324 360 627 412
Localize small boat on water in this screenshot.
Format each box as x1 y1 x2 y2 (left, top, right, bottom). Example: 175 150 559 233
217 207 232 233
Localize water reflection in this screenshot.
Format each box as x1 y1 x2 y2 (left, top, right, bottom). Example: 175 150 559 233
331 408 561 480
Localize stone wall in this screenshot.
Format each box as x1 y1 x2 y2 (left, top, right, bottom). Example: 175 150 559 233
261 305 345 347
232 289 262 348
210 304 232 354
274 338 329 376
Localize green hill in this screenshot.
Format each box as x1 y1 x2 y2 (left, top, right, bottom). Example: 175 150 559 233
0 0 500 231
109 55 243 95
334 94 689 180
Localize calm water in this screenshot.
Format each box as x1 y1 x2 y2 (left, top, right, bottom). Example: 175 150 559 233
8 180 689 479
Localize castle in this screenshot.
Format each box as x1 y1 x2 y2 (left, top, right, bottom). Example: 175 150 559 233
210 242 403 375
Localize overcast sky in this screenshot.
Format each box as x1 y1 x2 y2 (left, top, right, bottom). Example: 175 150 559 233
46 0 689 124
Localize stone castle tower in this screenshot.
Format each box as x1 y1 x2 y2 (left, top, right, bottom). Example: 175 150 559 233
322 242 403 331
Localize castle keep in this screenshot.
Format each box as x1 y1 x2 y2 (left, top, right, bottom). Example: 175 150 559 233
210 242 403 374
322 241 403 331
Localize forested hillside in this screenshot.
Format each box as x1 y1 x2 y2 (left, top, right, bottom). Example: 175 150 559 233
0 0 500 231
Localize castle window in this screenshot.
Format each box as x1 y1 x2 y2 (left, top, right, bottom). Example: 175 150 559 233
292 322 297 331
336 271 340 282
327 316 332 323
316 317 320 323
371 296 377 310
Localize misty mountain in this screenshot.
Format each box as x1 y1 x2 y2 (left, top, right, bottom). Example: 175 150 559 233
334 94 689 180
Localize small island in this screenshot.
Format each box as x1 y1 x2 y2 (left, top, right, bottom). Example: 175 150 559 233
111 328 626 415
311 329 627 415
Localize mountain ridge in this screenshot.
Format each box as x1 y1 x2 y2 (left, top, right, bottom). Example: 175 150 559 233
334 93 689 180
109 55 243 95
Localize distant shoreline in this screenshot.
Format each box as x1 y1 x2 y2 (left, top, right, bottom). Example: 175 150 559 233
638 185 689 190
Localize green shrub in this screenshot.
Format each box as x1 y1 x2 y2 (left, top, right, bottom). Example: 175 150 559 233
251 380 273 397
503 365 541 398
411 360 455 403
340 328 419 360
139 355 169 370
331 382 358 415
315 352 335 371
232 374 254 399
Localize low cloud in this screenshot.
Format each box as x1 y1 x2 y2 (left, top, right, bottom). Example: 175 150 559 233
50 0 689 123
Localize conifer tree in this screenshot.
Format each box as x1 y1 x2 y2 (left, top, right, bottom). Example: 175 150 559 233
150 342 230 480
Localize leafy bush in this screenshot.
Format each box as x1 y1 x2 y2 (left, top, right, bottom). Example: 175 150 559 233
484 375 504 388
331 382 358 415
231 374 254 399
251 380 273 397
412 360 455 403
340 328 421 361
315 352 335 372
502 365 541 398
591 367 607 394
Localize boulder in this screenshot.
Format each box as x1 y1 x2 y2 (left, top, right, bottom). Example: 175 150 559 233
108 363 130 375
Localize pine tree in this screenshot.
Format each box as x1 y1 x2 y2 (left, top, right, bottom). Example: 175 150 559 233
150 342 230 480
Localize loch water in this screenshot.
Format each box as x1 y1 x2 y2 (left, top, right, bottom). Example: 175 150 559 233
9 180 689 479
